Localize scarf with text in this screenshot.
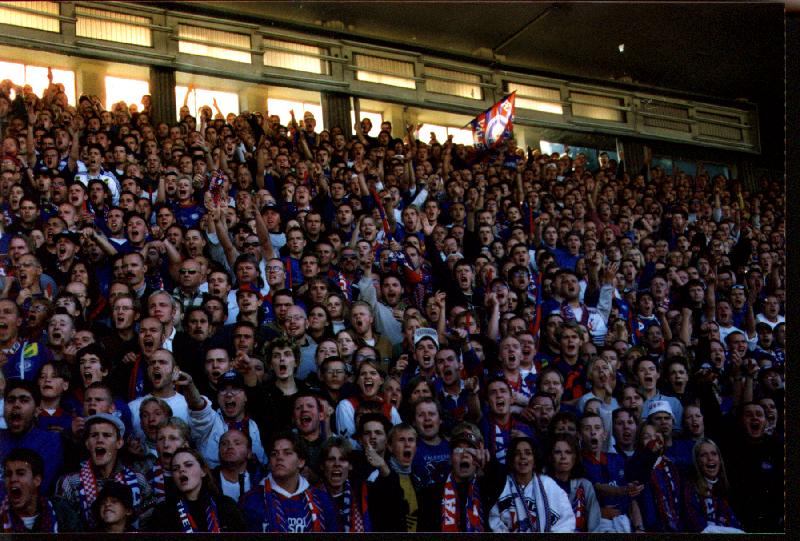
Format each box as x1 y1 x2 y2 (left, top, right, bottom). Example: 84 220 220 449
177 496 220 533
441 474 483 532
339 479 366 532
261 477 323 533
147 461 166 504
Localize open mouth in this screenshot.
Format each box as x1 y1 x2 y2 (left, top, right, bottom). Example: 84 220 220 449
402 450 413 460
495 399 506 409
151 371 163 385
94 447 108 459
590 437 599 448
178 474 189 485
51 331 63 341
643 376 654 385
143 338 155 349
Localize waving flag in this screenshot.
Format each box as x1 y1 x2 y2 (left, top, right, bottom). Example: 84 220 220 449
468 92 516 150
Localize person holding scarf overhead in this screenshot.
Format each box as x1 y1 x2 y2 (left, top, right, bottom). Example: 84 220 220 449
148 447 245 532
489 436 575 532
240 431 338 532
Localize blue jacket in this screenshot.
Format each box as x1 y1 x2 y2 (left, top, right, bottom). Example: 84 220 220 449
0 426 64 496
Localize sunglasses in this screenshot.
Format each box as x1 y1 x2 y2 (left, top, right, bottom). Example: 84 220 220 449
179 269 198 275
244 241 260 248
341 254 357 260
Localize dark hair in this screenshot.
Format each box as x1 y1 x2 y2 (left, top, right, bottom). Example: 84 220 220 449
172 446 220 499
356 412 392 437
508 436 542 473
547 433 585 479
3 448 44 478
269 430 309 462
5 379 41 405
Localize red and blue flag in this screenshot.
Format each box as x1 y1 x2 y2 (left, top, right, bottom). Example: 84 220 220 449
469 92 516 150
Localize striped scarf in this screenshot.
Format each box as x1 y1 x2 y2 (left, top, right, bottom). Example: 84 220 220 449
148 461 166 504
573 484 587 532
78 461 141 529
0 496 58 533
650 456 681 531
176 496 220 533
441 474 483 532
339 480 366 532
261 477 323 533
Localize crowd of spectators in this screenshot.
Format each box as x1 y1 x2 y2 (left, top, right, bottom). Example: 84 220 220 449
0 71 785 533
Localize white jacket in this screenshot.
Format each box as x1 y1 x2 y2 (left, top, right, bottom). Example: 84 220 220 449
188 396 267 468
489 474 576 533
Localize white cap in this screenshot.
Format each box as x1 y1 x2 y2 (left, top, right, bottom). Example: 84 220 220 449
413 327 439 349
642 400 674 422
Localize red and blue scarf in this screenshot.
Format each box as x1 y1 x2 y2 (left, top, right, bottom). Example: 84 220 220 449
176 496 220 533
0 496 58 532
441 474 483 532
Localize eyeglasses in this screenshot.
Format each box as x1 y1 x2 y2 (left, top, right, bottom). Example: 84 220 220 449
219 388 243 396
266 266 284 272
179 269 198 275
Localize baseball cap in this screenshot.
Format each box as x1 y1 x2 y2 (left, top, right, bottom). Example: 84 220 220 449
261 202 280 213
54 231 81 245
93 481 134 513
450 433 479 449
218 370 245 390
85 413 125 438
236 282 263 299
642 400 674 421
413 327 439 349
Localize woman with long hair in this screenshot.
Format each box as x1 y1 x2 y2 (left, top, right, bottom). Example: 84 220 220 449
489 437 575 532
547 433 601 532
334 359 401 447
148 447 245 532
682 438 743 532
319 437 371 532
307 303 334 342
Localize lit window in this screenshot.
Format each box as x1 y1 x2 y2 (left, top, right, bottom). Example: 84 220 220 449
425 66 482 100
570 92 625 122
0 60 75 105
106 76 150 112
418 124 473 146
76 6 152 47
350 111 383 135
0 1 59 33
508 82 563 115
267 98 323 131
263 38 329 75
354 54 416 89
176 86 240 121
178 24 251 64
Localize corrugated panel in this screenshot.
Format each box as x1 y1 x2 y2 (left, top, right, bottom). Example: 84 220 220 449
570 92 625 122
0 1 59 32
178 24 251 64
641 100 691 132
425 66 482 100
263 38 328 75
695 110 744 141
76 6 152 47
354 53 415 89
507 82 563 114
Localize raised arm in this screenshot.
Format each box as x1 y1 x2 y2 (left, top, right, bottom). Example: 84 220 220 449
251 197 274 260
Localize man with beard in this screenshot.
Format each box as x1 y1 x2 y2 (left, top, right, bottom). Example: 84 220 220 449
0 299 54 381
240 431 337 532
0 380 64 495
282 305 317 380
211 429 265 504
291 392 326 482
127 349 189 436
56 413 153 530
417 433 497 532
479 378 533 466
1 448 79 532
723 402 783 532
179 369 267 468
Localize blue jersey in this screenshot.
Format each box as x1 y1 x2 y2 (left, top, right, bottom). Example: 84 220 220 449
1 339 54 381
582 451 631 511
240 480 338 532
411 439 450 488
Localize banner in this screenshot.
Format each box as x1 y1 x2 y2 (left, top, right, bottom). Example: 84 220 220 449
468 92 516 150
